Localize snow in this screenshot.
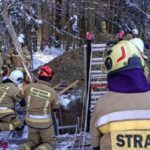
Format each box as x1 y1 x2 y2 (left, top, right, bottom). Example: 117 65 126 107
0 126 28 149
32 45 65 69
18 33 25 43
18 37 24 43
59 89 82 109
60 95 71 109
19 34 25 39
27 16 32 21
35 19 43 25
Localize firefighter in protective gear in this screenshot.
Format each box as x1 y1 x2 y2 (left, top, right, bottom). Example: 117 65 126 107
90 39 150 150
19 65 59 150
0 70 24 131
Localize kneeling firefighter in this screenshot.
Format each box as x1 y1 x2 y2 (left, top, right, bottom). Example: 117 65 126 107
0 70 24 131
90 38 150 150
19 65 60 150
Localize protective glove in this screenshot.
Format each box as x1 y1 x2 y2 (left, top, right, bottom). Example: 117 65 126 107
12 119 24 131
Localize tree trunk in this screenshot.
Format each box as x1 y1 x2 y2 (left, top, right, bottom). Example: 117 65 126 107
37 4 42 52
41 3 51 47
55 0 62 44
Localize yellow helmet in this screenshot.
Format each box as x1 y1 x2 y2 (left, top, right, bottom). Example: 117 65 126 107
105 40 149 77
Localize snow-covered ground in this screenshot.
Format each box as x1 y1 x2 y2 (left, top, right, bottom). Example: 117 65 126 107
32 45 65 69
0 130 92 150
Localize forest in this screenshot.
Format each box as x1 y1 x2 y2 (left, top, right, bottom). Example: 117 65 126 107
0 0 150 56
0 0 150 149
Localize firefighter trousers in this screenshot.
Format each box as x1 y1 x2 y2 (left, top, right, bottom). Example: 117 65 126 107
19 125 56 150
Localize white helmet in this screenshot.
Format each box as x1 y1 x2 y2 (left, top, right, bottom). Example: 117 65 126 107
132 29 139 35
129 38 148 59
9 70 24 86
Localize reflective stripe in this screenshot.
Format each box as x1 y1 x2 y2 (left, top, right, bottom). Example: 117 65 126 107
0 84 9 106
28 114 51 119
9 123 14 130
0 109 14 113
96 110 150 127
29 87 51 100
27 95 31 111
38 145 47 150
99 120 150 134
11 55 19 57
0 92 6 103
26 117 51 123
44 100 49 115
0 107 9 110
23 144 30 150
0 84 9 91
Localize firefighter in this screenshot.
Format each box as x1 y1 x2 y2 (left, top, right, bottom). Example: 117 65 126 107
90 39 150 150
0 70 24 131
19 65 59 150
7 45 31 69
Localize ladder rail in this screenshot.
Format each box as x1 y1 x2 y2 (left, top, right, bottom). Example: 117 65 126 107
90 44 108 112
53 80 79 135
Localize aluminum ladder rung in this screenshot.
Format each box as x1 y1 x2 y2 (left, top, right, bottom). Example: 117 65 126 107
91 100 97 103
91 62 104 65
91 44 107 52
91 70 107 74
91 81 107 84
91 70 107 75
91 95 103 99
91 78 107 81
90 104 95 109
91 58 104 65
91 91 108 95
91 74 107 78
91 58 104 61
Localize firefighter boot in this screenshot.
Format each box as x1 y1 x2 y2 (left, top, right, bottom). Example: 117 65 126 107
19 141 36 150
35 143 54 150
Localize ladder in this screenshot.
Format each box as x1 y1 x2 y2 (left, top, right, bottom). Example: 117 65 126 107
90 43 108 112
53 80 80 138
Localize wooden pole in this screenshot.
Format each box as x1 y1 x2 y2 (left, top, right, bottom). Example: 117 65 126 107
84 32 94 132
2 12 33 82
